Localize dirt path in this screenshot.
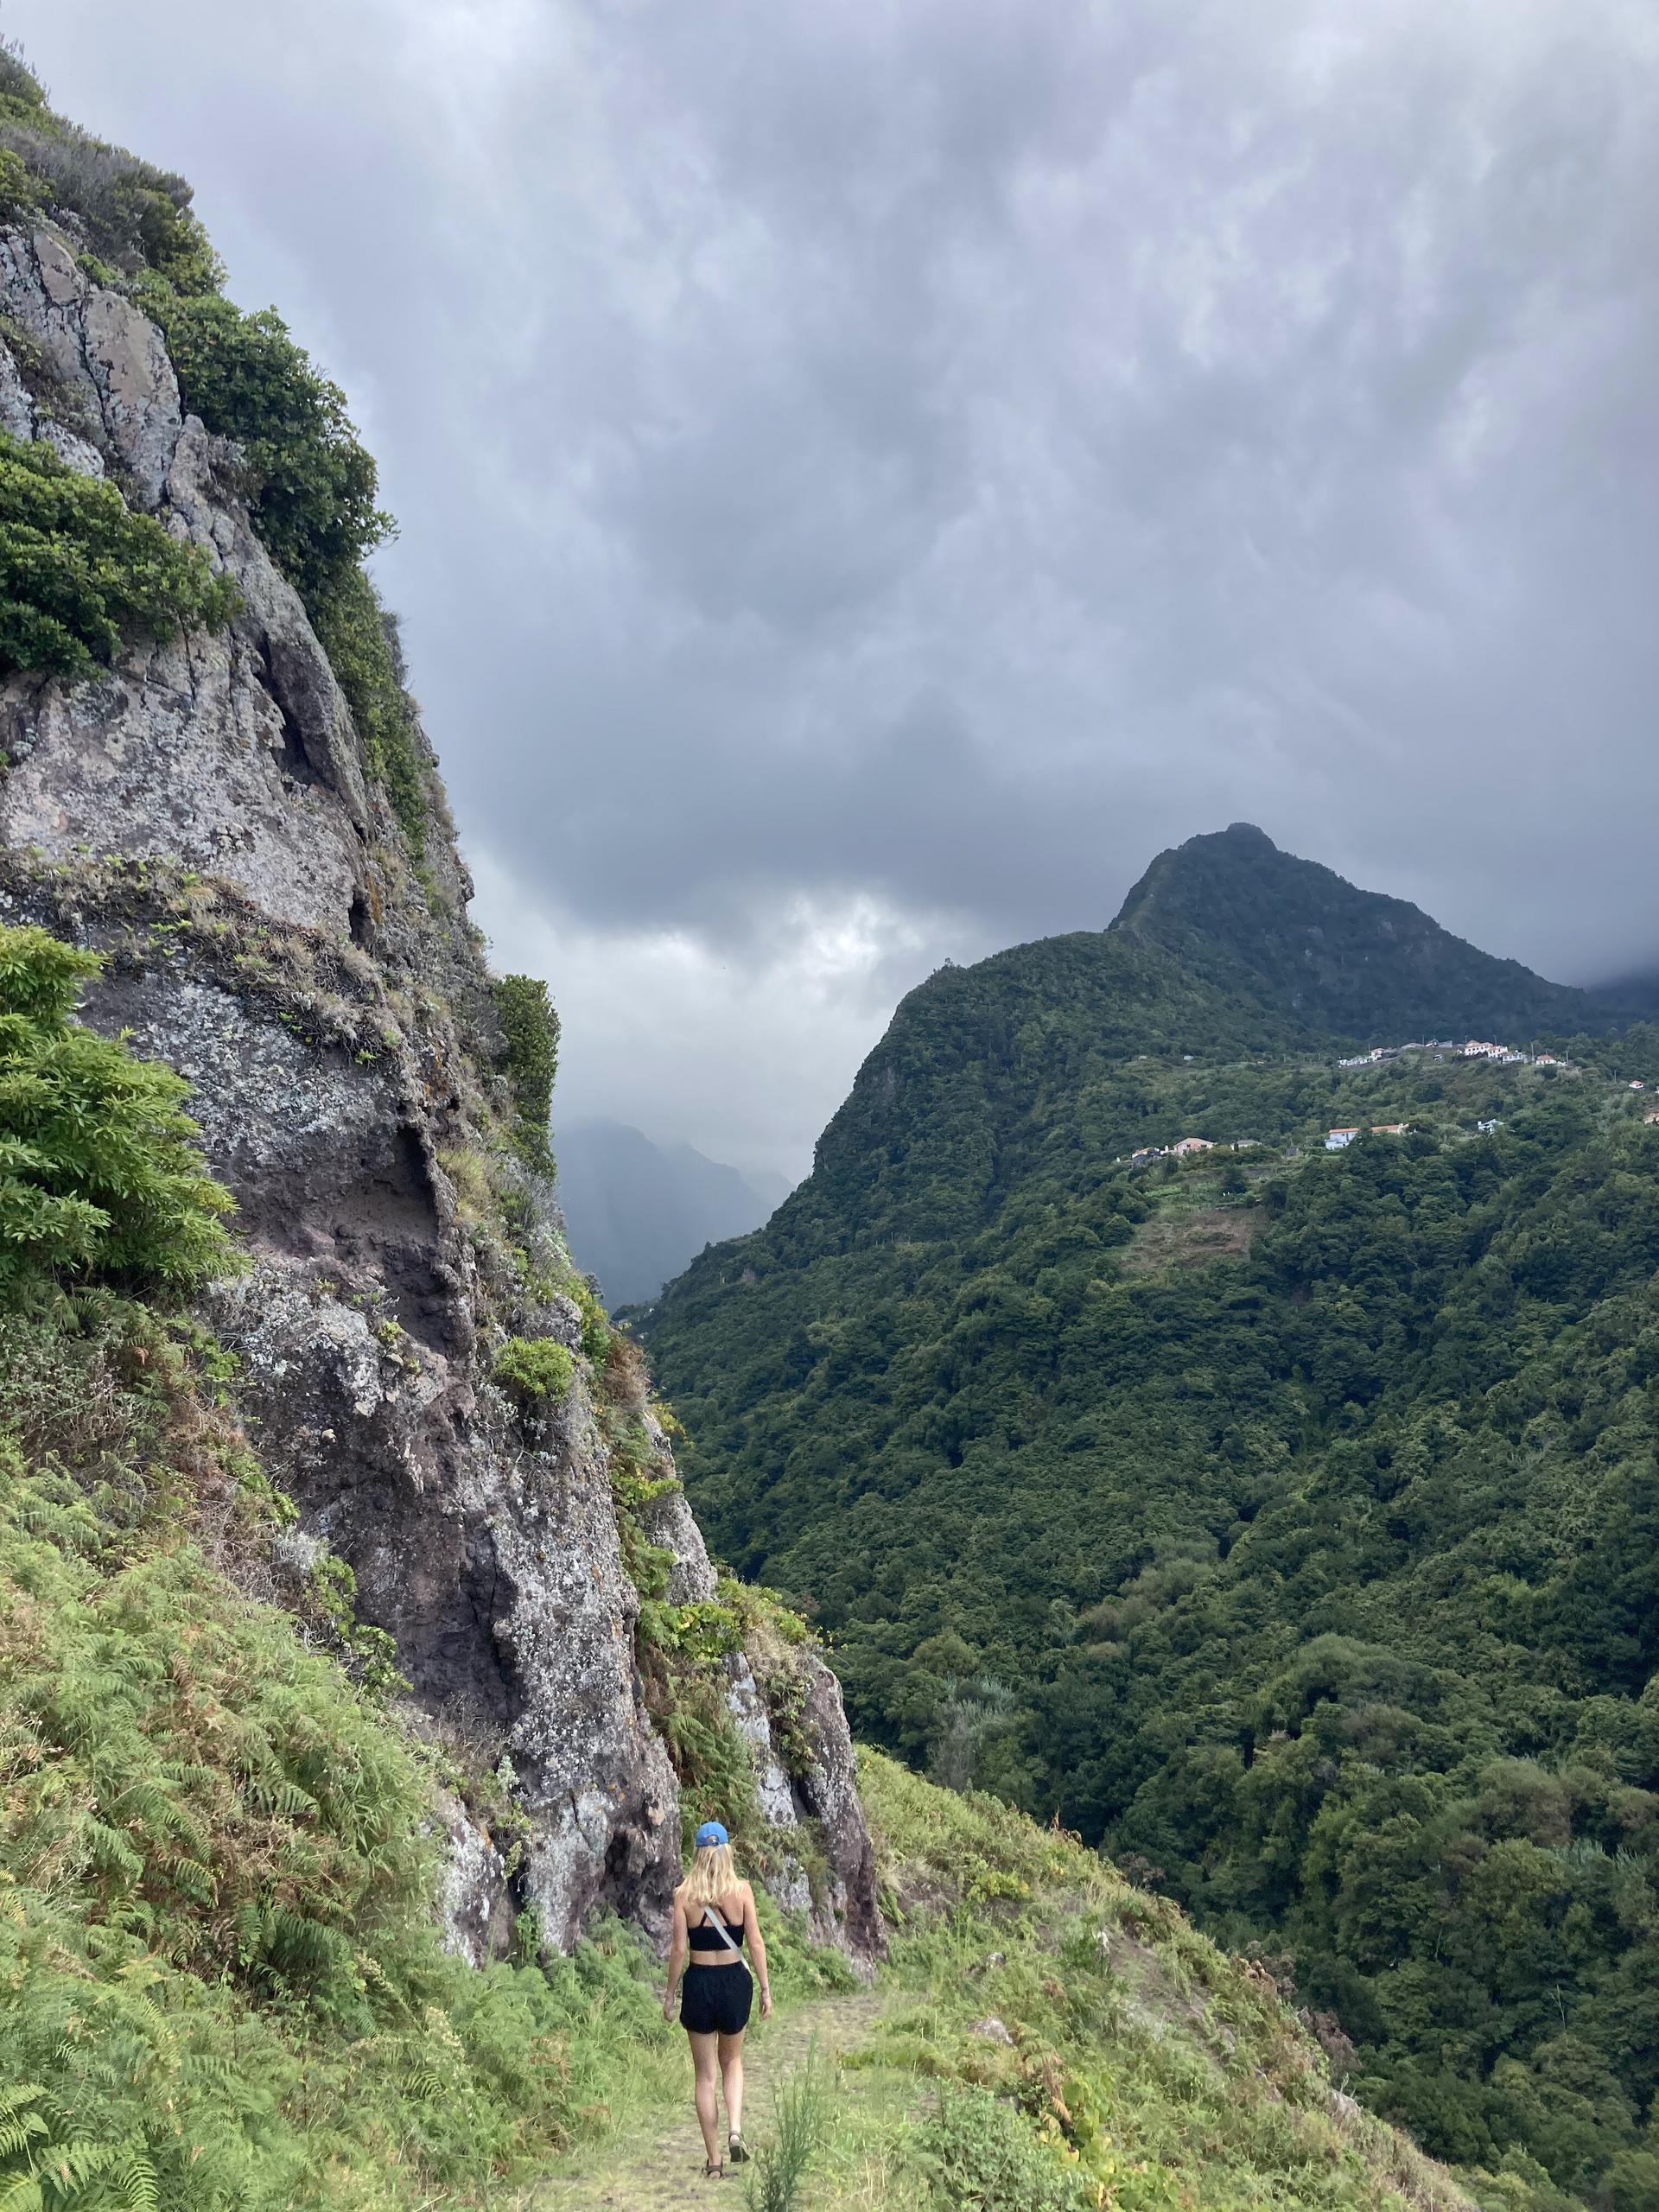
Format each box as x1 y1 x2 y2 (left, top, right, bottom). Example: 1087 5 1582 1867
526 1990 884 2209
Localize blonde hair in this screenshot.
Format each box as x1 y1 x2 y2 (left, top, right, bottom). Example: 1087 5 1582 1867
678 1840 739 1910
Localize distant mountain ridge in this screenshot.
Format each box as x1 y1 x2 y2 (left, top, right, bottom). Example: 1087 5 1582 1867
1589 968 1659 1019
756 823 1624 1253
556 1121 788 1306
1111 822 1612 1042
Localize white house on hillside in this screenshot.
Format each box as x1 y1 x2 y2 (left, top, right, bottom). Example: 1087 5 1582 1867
1325 1128 1360 1150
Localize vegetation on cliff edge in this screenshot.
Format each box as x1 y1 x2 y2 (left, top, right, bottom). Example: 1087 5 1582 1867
0 429 240 680
0 925 237 1300
0 41 429 849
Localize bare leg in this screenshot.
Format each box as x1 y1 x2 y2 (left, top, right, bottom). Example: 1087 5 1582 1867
689 2031 721 2164
719 2029 747 2140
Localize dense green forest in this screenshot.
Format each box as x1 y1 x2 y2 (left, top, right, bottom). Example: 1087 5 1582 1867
1109 824 1624 1043
641 834 1659 2205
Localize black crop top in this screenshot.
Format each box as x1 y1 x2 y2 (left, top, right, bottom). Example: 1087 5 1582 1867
687 1906 746 1953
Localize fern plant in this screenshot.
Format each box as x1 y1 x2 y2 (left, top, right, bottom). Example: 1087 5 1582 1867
0 1456 644 2202
0 925 238 1303
0 2084 164 2211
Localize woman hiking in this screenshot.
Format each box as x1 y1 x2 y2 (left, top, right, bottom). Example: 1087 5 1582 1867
662 1820 773 2178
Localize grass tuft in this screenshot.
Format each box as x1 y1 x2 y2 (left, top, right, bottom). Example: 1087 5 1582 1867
745 2039 829 2212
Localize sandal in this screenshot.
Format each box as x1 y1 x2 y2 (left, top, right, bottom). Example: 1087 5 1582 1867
728 2134 750 2164
703 2158 724 2179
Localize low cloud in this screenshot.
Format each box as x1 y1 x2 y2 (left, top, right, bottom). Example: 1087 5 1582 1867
470 849 949 1179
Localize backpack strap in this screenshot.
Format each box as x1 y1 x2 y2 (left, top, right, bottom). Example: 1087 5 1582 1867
701 1904 743 1956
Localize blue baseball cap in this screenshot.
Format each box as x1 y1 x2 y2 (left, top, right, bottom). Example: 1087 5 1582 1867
695 1821 729 1848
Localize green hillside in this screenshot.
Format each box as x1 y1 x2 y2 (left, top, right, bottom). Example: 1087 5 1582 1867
1112 825 1612 1045
640 838 1659 2205
750 825 1620 1259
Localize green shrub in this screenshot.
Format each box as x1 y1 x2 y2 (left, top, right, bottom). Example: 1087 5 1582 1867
493 1335 575 1407
9 133 216 290
0 43 219 293
134 289 390 607
0 40 46 119
909 2085 1091 2211
128 289 436 846
0 431 240 679
493 974 558 1175
571 1269 610 1363
302 1548 408 1703
0 144 44 222
0 925 238 1302
638 1596 746 1668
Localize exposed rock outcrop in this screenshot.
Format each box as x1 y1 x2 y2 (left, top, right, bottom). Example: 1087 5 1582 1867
0 227 370 930
0 220 881 1966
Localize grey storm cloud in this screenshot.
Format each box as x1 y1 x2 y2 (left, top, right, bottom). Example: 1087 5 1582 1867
13 0 1659 1167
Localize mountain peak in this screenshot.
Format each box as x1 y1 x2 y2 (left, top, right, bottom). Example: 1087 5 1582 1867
1111 825 1598 1043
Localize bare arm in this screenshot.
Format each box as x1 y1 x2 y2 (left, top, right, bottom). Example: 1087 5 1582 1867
662 1897 688 2020
744 1884 772 2018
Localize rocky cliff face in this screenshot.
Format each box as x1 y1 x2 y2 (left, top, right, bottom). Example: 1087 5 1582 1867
0 215 879 1965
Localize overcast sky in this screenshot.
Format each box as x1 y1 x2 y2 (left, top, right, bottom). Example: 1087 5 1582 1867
16 0 1659 1176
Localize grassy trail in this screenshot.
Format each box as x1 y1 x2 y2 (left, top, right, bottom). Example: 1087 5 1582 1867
524 1989 888 2209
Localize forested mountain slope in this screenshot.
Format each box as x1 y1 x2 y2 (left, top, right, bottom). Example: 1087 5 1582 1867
1111 824 1620 1044
642 838 1659 2204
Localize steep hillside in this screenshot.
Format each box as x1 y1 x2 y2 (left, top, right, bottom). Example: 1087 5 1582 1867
751 930 1312 1261
1113 824 1611 1044
551 1750 1489 2211
643 850 1659 2203
556 1119 787 1305
848 1753 1487 2212
729 827 1608 1267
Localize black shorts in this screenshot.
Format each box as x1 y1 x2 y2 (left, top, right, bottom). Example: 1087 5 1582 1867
680 1962 753 2037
